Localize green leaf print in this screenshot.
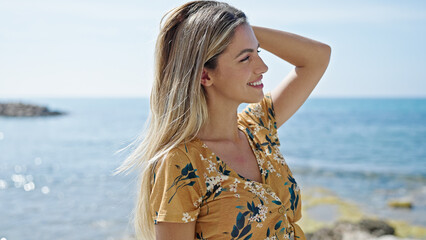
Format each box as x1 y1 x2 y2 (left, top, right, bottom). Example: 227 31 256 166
236 212 245 229
259 117 265 127
274 220 282 230
238 224 251 239
166 163 199 203
231 225 239 238
231 211 254 240
196 232 207 240
287 175 299 213
243 233 253 240
245 128 254 140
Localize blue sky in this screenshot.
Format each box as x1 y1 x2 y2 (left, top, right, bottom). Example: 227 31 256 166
0 0 425 98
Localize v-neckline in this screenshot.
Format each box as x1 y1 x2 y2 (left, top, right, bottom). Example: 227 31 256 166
195 123 265 185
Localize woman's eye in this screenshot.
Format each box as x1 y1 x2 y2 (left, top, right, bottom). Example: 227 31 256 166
240 56 250 62
240 50 260 62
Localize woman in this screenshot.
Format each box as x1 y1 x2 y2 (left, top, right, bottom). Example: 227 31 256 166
118 1 331 239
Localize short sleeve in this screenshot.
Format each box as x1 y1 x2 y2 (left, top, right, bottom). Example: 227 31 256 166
239 92 278 137
150 149 202 224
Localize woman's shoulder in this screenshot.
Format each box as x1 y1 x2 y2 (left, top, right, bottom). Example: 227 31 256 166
162 139 206 164
153 140 205 187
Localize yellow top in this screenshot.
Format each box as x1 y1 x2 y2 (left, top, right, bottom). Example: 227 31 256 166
151 93 305 240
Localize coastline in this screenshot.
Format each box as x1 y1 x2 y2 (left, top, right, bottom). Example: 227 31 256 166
300 186 426 239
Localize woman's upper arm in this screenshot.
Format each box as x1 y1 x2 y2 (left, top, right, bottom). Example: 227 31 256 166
155 221 196 240
252 26 331 128
271 43 331 128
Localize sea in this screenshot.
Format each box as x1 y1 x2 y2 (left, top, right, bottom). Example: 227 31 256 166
0 97 425 240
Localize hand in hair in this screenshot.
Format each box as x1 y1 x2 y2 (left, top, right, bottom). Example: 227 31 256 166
252 26 331 128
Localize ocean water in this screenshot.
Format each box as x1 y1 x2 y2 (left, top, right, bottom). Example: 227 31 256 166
0 97 425 239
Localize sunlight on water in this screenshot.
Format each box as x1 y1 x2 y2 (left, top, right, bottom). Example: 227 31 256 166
11 174 36 192
41 186 50 194
0 179 7 189
24 182 35 191
12 174 25 188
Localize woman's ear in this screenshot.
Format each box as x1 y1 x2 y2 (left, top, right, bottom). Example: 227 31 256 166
201 68 213 87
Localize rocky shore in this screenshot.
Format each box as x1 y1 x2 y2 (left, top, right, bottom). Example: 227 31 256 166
0 102 64 117
300 187 425 240
307 219 417 240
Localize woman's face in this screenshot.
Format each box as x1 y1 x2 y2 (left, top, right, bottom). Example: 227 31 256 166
203 24 268 105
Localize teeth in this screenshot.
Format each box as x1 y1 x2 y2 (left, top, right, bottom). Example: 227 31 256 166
248 80 262 86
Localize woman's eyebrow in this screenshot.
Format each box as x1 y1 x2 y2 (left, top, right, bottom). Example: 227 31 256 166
234 43 260 59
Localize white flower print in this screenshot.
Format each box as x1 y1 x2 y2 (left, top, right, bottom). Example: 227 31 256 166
230 178 240 193
257 156 265 166
249 204 268 223
252 124 262 135
244 181 269 204
207 161 216 173
182 212 195 223
200 153 217 173
256 158 268 177
200 154 208 161
265 236 277 240
273 152 287 166
205 174 229 192
267 161 276 173
251 104 264 119
193 197 203 208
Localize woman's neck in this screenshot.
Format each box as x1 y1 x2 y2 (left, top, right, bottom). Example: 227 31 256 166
197 97 241 143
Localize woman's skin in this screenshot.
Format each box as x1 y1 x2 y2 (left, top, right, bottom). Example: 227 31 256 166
155 24 331 240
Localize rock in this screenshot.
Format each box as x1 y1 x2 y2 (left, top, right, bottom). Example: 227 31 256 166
359 219 395 237
388 200 413 209
335 221 372 240
376 236 401 240
306 227 342 240
376 236 418 240
307 219 397 240
0 102 64 117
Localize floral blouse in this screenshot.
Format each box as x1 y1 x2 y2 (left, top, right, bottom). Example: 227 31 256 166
151 93 305 240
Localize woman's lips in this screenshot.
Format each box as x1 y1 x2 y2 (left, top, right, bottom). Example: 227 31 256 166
247 76 263 88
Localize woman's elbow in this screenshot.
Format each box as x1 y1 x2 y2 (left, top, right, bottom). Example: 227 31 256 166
313 43 331 68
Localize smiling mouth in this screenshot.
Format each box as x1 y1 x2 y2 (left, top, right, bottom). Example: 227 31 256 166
247 78 263 86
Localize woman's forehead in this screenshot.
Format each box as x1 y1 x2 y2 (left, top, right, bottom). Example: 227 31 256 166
223 24 259 58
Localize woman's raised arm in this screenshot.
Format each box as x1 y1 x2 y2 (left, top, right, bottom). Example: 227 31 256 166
252 26 331 128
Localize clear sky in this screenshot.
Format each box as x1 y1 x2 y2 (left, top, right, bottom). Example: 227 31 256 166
0 0 425 98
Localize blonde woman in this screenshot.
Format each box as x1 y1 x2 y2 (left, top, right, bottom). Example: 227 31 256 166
118 1 330 239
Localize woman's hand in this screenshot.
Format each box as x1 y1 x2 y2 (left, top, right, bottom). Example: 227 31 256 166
252 26 331 128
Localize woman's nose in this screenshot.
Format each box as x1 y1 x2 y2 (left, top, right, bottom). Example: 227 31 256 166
255 56 268 75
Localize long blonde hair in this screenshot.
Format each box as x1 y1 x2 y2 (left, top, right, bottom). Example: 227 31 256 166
116 1 247 239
